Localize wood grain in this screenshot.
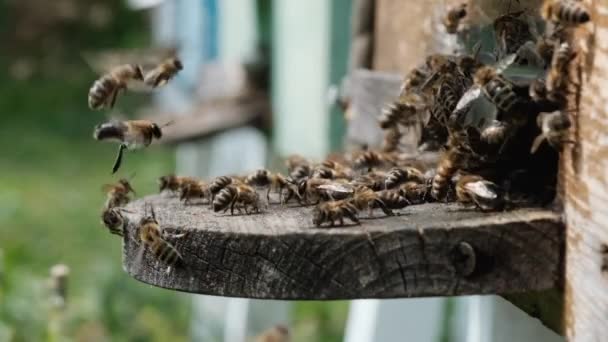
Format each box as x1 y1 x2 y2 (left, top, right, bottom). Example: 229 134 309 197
120 195 563 300
562 1 608 341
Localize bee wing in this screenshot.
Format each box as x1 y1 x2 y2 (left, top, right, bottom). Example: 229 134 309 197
452 87 498 131
465 181 498 200
318 183 354 194
83 46 179 74
530 134 547 154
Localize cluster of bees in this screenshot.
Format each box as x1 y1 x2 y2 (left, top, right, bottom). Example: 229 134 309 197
96 0 590 271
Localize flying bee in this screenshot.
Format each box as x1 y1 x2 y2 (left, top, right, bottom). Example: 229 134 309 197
399 181 431 204
87 64 144 110
212 184 261 215
158 174 199 194
349 186 395 217
101 207 126 236
456 175 504 211
530 110 573 153
137 205 186 270
245 169 290 202
254 325 290 342
542 0 590 26
93 119 172 174
312 200 360 227
143 57 183 88
180 181 210 205
102 178 136 209
384 167 425 189
442 3 467 34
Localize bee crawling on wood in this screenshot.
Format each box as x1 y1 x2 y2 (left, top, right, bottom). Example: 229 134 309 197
542 0 590 26
384 166 425 189
136 204 187 271
312 200 360 227
530 110 574 153
209 176 238 204
103 178 136 209
349 186 396 217
455 175 504 211
87 64 144 110
399 181 431 204
213 184 262 215
158 174 200 194
442 2 467 34
180 180 210 205
546 42 577 94
245 169 290 202
93 119 173 174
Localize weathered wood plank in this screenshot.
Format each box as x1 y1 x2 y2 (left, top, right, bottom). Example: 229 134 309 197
562 1 608 341
121 195 563 300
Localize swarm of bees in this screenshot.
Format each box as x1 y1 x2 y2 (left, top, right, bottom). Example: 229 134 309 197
95 0 589 272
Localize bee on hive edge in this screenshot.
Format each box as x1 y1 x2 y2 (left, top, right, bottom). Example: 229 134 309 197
245 169 290 202
312 200 360 227
143 57 183 88
455 175 504 211
253 324 290 342
101 207 126 237
541 0 590 26
137 205 186 269
158 174 200 194
431 131 473 201
384 166 425 189
212 184 261 215
103 178 136 208
180 181 210 205
349 186 395 217
93 119 172 174
442 2 467 34
546 42 577 95
399 181 431 204
352 150 396 172
209 175 239 204
530 110 574 153
87 64 144 110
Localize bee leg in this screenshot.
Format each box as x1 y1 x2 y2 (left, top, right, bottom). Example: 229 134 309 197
109 85 124 109
230 200 236 215
375 199 395 216
339 217 344 226
111 144 127 174
266 187 271 203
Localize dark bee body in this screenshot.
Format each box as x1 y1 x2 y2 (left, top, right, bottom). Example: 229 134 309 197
530 110 572 153
376 190 409 209
493 10 533 56
158 174 199 194
442 3 467 34
94 120 165 173
431 131 471 201
474 67 521 113
456 175 504 211
382 126 401 153
350 186 395 217
212 184 261 215
88 64 144 110
209 176 235 202
542 0 590 25
245 169 289 201
180 181 210 204
384 167 425 189
312 200 360 227
101 207 125 236
351 171 387 192
379 100 421 129
138 209 184 268
480 120 510 144
353 151 395 171
143 57 183 88
530 78 567 112
399 181 430 204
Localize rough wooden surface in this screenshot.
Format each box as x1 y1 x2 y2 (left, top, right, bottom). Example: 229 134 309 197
121 195 563 300
562 1 608 340
346 69 402 148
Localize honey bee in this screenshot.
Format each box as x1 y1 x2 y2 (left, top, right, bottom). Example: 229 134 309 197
212 184 261 215
88 64 144 110
351 171 388 191
493 10 533 57
101 207 126 236
285 154 310 173
431 132 472 201
289 164 313 181
102 178 136 208
312 200 360 227
530 110 573 153
399 181 431 204
254 325 290 342
400 62 431 94
529 78 567 112
473 66 522 114
375 190 410 210
137 205 186 269
245 169 290 202
352 150 396 171
143 57 183 88
286 177 335 205
381 126 402 153
349 186 395 217
94 120 172 174
209 176 237 203
442 3 467 34
546 42 576 95
378 94 426 130
456 175 504 211
542 0 590 26
158 174 199 194
384 167 425 189
480 120 510 144
180 181 210 205
316 182 355 201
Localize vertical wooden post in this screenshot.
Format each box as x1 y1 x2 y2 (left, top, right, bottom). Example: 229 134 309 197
563 1 608 341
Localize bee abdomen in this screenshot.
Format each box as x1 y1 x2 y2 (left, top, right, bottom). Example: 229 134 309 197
557 1 590 24
378 191 409 209
245 170 271 186
152 241 183 266
93 122 126 141
88 76 116 110
209 176 233 195
213 186 237 212
431 152 459 200
385 167 423 189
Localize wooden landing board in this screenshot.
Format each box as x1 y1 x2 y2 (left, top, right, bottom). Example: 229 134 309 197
121 195 563 300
